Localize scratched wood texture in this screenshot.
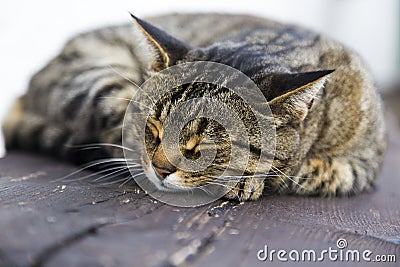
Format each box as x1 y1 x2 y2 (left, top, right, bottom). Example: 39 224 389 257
0 115 399 267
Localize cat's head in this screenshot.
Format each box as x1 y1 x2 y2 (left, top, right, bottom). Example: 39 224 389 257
127 15 333 194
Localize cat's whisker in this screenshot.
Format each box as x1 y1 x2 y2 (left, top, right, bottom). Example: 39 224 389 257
127 168 145 174
97 175 133 186
99 96 132 101
118 171 145 187
205 181 257 193
194 184 213 195
207 174 265 179
219 173 314 180
107 65 156 106
118 177 133 188
99 96 154 112
107 65 141 90
270 166 310 181
128 99 155 112
66 143 138 153
126 164 144 168
91 171 132 184
214 176 277 181
53 158 133 182
184 186 194 196
93 167 132 182
276 175 290 191
118 173 141 187
205 181 236 190
64 164 143 184
102 124 123 135
130 171 146 178
92 167 143 185
211 174 267 179
62 165 130 183
270 166 306 190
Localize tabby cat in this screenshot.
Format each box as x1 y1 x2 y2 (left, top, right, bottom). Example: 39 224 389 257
2 13 386 201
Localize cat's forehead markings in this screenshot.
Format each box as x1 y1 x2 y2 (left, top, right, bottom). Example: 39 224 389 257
160 104 170 122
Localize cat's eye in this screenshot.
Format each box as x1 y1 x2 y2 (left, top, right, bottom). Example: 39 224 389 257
147 118 163 140
193 145 200 154
185 137 216 157
147 122 159 139
186 138 201 152
182 144 201 160
187 144 201 154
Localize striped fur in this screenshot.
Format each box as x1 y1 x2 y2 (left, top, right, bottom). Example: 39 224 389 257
2 13 386 201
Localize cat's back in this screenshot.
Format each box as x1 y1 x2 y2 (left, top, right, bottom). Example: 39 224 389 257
144 13 286 46
79 13 329 53
48 13 347 78
146 13 347 74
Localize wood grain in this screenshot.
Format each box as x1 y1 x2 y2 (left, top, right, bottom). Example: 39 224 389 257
0 119 399 267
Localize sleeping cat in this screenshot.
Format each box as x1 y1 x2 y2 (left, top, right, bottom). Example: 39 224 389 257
2 13 386 201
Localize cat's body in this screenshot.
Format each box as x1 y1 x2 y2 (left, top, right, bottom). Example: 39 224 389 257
3 13 386 201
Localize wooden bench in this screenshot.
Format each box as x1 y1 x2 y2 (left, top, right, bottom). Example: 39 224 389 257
0 115 399 267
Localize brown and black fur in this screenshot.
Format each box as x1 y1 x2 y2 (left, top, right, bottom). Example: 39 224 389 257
2 13 386 201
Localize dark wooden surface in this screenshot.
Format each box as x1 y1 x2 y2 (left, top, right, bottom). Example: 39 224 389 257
0 117 399 267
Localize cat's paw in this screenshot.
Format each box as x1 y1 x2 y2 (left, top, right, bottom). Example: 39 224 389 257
224 178 265 201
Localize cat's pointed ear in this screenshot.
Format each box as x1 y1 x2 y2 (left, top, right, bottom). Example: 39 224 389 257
267 70 334 125
130 14 192 71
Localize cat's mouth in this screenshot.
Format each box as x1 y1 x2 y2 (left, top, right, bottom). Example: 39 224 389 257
144 163 193 192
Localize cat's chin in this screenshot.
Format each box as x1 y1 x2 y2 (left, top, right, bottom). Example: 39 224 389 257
162 173 194 192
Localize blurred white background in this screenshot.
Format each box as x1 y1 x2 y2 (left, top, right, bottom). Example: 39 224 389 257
0 0 399 156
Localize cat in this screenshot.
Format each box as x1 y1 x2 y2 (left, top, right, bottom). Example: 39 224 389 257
2 13 386 201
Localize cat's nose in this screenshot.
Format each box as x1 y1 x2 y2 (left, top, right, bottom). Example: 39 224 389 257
152 145 177 179
152 163 177 179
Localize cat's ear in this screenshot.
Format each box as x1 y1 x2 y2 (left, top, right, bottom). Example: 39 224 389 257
130 14 192 71
267 70 334 125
